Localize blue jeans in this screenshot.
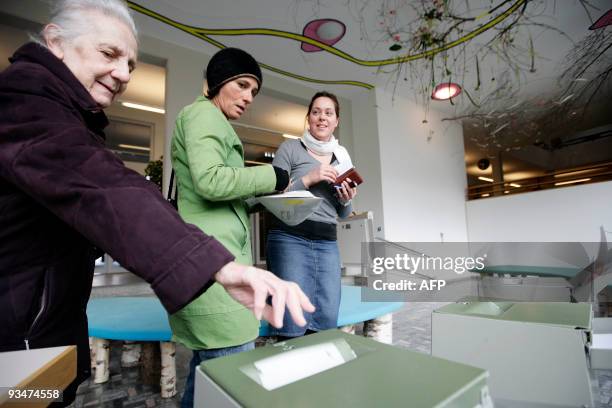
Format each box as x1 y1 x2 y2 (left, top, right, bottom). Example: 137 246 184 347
181 342 254 408
266 229 341 337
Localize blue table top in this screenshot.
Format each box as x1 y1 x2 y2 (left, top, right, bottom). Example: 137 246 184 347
87 285 404 340
88 296 172 341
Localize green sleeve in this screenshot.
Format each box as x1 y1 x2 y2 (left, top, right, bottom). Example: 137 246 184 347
181 107 276 201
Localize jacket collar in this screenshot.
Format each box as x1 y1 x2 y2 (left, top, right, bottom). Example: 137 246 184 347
10 43 108 126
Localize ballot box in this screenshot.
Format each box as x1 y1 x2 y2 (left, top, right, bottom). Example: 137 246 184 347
195 330 492 408
590 317 612 369
432 302 592 407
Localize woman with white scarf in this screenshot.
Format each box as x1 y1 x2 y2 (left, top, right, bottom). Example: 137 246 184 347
267 91 357 338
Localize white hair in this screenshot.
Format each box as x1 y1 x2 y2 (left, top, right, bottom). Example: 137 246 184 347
34 0 138 46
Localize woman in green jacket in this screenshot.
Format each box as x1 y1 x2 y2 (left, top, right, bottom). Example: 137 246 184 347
170 48 289 407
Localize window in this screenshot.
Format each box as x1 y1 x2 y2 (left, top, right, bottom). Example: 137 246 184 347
106 117 154 173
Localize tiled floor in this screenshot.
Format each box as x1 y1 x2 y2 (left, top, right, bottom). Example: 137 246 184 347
70 301 611 407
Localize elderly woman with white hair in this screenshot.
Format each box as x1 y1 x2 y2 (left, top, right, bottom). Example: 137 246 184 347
0 1 313 405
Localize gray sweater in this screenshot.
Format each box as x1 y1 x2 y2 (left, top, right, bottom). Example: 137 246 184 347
273 139 353 224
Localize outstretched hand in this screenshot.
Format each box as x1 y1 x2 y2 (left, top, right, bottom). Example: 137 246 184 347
215 262 315 328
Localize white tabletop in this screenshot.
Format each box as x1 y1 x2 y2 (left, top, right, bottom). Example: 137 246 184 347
0 346 71 387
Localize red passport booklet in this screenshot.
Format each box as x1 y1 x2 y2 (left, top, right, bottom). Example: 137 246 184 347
333 167 364 188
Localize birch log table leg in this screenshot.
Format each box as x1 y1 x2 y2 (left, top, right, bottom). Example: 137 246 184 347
91 337 110 383
363 313 393 344
121 341 142 367
87 297 176 396
160 342 177 398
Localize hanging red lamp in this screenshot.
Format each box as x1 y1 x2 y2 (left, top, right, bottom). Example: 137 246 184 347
431 82 462 100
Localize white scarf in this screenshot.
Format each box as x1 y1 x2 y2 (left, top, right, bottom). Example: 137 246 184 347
301 129 338 155
301 129 353 170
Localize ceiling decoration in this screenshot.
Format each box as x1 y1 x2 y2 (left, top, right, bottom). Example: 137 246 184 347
350 0 594 106
127 1 373 89
301 19 346 52
558 16 611 119
589 8 612 30
444 3 611 156
432 82 462 100
127 0 533 92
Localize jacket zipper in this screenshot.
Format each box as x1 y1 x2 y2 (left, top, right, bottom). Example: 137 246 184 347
25 283 48 350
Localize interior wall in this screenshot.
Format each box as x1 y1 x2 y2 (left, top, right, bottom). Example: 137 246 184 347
0 22 30 71
466 181 612 242
349 89 385 236
374 87 468 243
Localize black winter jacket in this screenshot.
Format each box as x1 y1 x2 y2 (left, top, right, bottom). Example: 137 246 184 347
0 43 234 395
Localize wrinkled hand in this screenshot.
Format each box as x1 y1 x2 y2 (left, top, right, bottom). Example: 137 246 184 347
336 178 357 204
302 164 338 188
215 262 315 328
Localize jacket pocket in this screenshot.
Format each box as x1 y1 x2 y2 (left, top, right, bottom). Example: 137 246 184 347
230 200 249 250
25 267 51 349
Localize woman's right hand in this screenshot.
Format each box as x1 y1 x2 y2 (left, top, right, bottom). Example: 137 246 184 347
215 262 315 328
302 164 338 188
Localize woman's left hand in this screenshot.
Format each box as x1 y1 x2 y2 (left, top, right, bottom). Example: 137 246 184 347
336 178 357 204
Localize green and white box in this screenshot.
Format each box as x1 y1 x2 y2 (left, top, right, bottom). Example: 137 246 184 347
432 301 592 407
195 330 492 408
591 317 612 370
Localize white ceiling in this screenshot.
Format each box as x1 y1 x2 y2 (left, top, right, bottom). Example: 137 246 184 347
127 0 610 109
123 0 612 164
2 1 609 119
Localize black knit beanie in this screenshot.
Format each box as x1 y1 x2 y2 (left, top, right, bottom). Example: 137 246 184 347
205 48 262 97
